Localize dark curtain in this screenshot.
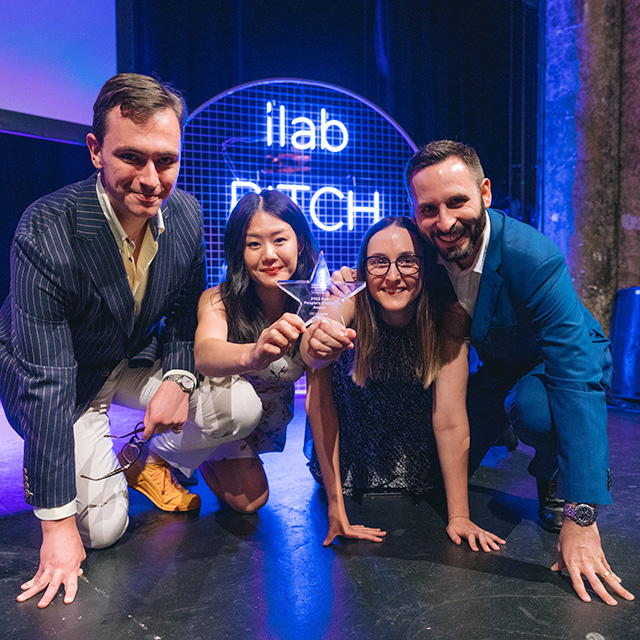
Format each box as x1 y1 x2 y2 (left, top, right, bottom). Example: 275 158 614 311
120 0 536 210
1 0 538 301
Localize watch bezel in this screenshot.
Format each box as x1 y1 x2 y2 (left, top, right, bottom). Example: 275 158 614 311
573 504 597 526
164 374 196 394
564 502 597 526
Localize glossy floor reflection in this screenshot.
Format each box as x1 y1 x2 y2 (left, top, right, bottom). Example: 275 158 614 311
1 399 638 640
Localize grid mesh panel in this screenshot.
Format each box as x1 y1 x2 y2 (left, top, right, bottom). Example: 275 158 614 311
179 80 416 286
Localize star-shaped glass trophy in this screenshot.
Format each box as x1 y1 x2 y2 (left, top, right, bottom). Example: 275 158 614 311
277 252 366 326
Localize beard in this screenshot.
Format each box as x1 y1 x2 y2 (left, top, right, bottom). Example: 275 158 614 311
433 202 487 264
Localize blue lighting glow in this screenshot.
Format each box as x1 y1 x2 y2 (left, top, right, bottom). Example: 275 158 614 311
0 1 116 128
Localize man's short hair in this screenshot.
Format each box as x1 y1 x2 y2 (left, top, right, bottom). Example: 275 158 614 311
92 73 187 144
404 140 485 192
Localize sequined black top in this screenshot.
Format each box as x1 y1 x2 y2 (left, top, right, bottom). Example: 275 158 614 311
307 320 441 495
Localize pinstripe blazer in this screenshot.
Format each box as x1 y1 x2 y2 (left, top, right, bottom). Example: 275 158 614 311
0 175 207 509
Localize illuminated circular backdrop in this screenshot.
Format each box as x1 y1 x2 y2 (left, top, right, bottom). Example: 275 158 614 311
179 79 417 285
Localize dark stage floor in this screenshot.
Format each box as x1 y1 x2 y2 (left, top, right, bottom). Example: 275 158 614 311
1 399 638 640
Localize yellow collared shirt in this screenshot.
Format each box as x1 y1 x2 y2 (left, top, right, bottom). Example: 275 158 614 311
95 174 165 319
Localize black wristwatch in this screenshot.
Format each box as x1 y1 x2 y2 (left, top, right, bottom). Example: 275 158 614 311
563 502 597 526
164 373 196 395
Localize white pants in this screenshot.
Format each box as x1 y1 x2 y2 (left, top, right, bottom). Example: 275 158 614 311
74 359 261 549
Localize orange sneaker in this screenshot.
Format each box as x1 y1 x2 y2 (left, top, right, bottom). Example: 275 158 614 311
119 452 201 511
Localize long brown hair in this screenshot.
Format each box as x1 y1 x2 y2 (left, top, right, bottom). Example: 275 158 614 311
351 217 446 389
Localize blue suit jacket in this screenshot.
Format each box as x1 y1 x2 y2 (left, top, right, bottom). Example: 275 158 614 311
0 175 207 509
471 209 612 503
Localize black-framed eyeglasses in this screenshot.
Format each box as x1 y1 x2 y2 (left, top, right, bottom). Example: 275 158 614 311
81 422 149 481
364 254 422 276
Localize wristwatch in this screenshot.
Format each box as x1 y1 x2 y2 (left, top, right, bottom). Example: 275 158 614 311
563 502 597 526
164 374 196 395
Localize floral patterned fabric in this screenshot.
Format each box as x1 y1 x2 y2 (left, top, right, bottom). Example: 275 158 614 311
238 351 306 455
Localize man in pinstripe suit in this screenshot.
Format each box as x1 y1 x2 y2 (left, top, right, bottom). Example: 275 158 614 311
0 74 260 608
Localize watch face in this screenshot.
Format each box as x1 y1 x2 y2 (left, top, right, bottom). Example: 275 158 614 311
574 504 596 526
167 375 195 392
180 376 195 391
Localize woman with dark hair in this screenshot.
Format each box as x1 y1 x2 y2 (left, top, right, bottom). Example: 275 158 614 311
303 216 504 550
193 189 385 542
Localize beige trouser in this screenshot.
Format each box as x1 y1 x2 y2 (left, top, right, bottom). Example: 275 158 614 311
74 359 261 549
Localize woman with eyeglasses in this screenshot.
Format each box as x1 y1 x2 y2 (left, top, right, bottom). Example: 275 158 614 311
191 189 384 542
303 216 505 551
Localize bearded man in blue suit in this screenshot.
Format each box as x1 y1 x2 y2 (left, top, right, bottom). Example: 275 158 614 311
0 74 259 608
405 139 633 606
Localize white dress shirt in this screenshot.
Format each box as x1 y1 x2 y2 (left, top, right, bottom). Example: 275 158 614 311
439 211 491 319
